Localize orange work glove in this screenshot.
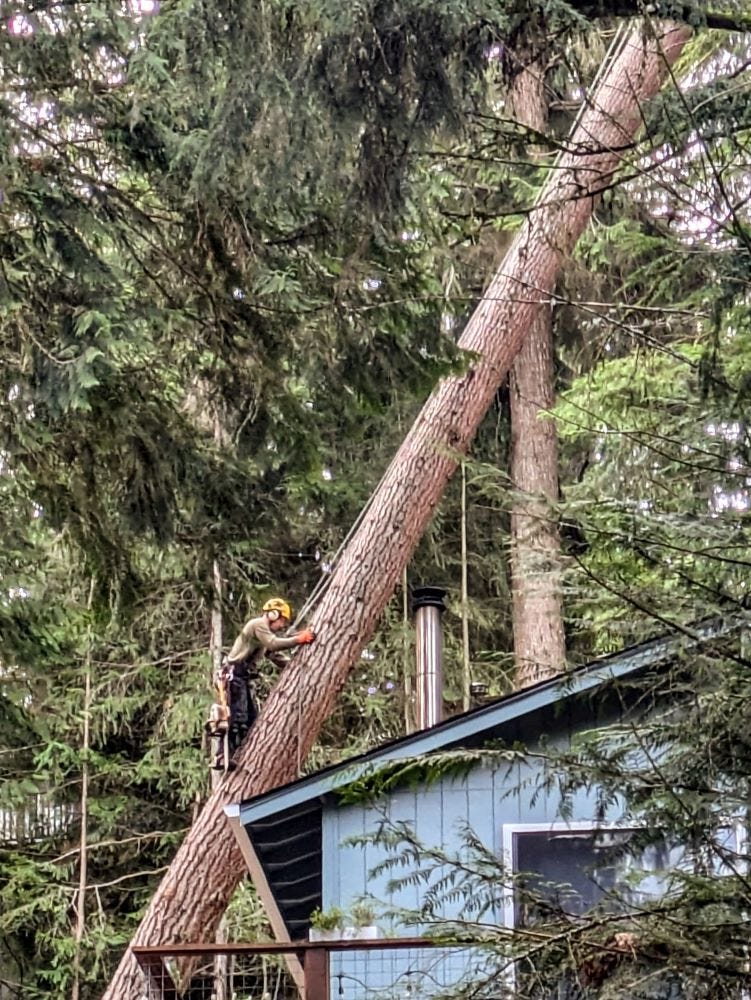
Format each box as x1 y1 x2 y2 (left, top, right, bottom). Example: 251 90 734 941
296 628 316 645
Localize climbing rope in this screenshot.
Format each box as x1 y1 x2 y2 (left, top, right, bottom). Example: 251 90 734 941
291 450 402 628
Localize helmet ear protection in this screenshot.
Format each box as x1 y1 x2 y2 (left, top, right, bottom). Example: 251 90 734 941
262 597 291 621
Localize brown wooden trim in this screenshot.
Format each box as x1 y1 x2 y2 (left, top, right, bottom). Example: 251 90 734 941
132 937 456 957
303 947 329 1000
223 807 306 993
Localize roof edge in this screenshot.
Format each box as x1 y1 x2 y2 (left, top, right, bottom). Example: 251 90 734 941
235 616 742 826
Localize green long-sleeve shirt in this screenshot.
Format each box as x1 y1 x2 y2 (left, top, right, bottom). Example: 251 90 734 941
227 615 299 672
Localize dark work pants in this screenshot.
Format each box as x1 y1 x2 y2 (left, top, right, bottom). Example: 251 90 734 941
228 674 258 752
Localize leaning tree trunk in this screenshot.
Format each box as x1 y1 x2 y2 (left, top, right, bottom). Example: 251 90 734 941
104 22 691 999
508 52 567 688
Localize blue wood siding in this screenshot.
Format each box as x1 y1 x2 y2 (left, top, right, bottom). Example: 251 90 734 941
323 750 614 1000
323 727 618 922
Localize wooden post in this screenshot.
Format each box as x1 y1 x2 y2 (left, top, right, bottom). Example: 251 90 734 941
304 946 329 1000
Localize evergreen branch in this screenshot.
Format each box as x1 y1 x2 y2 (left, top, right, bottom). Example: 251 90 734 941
555 736 749 805
353 290 711 320
646 8 751 259
86 867 169 890
51 830 186 865
439 139 721 221
617 715 751 896
555 394 746 475
571 552 751 668
568 2 751 33
572 551 715 636
631 539 749 606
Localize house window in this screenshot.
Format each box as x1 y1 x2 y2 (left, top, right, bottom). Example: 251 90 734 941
502 822 744 999
504 821 744 926
501 823 672 999
511 826 644 926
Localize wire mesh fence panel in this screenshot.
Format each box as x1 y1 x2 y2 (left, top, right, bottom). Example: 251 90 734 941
134 937 722 1000
183 955 297 1000
134 942 514 1000
330 945 508 1000
331 947 682 1000
137 951 300 1000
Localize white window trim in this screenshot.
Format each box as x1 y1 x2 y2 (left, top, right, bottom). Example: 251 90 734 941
499 820 648 997
500 820 635 931
502 818 748 924
500 819 747 996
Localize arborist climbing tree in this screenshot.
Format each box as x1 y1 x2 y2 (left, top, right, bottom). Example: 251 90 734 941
103 23 696 999
208 597 316 770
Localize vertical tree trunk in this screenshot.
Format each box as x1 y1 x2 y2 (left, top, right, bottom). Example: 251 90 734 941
460 462 472 711
508 54 567 688
70 667 90 1000
209 557 224 797
104 24 691 999
72 578 95 1000
209 558 229 999
402 567 415 734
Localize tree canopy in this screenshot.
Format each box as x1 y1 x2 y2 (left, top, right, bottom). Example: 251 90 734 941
2 0 751 996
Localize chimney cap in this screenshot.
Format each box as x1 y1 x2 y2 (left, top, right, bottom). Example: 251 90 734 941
411 585 447 615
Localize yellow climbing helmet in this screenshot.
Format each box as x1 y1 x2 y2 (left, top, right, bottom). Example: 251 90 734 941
262 597 292 621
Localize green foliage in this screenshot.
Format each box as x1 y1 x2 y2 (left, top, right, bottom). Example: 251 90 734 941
309 905 346 932
1 0 750 993
336 746 524 804
555 231 751 653
347 635 751 998
349 900 378 927
0 0 510 988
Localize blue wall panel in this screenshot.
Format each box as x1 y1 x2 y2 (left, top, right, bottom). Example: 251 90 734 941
322 710 626 927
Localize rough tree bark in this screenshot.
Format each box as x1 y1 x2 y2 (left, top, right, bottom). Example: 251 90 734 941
104 22 691 999
508 52 567 688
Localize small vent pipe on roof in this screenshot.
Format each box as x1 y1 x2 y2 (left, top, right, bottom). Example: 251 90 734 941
411 586 446 730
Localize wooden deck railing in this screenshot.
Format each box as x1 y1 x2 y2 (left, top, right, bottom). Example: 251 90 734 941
132 938 484 1000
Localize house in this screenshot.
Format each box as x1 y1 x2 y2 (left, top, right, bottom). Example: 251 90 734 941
223 614 743 998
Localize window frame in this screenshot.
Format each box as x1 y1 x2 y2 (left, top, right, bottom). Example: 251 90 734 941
499 819 747 996
500 821 636 933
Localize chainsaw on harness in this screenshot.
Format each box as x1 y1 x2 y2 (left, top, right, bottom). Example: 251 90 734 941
205 659 233 772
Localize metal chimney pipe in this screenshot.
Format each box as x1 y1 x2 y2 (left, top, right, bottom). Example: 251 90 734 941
411 586 446 730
